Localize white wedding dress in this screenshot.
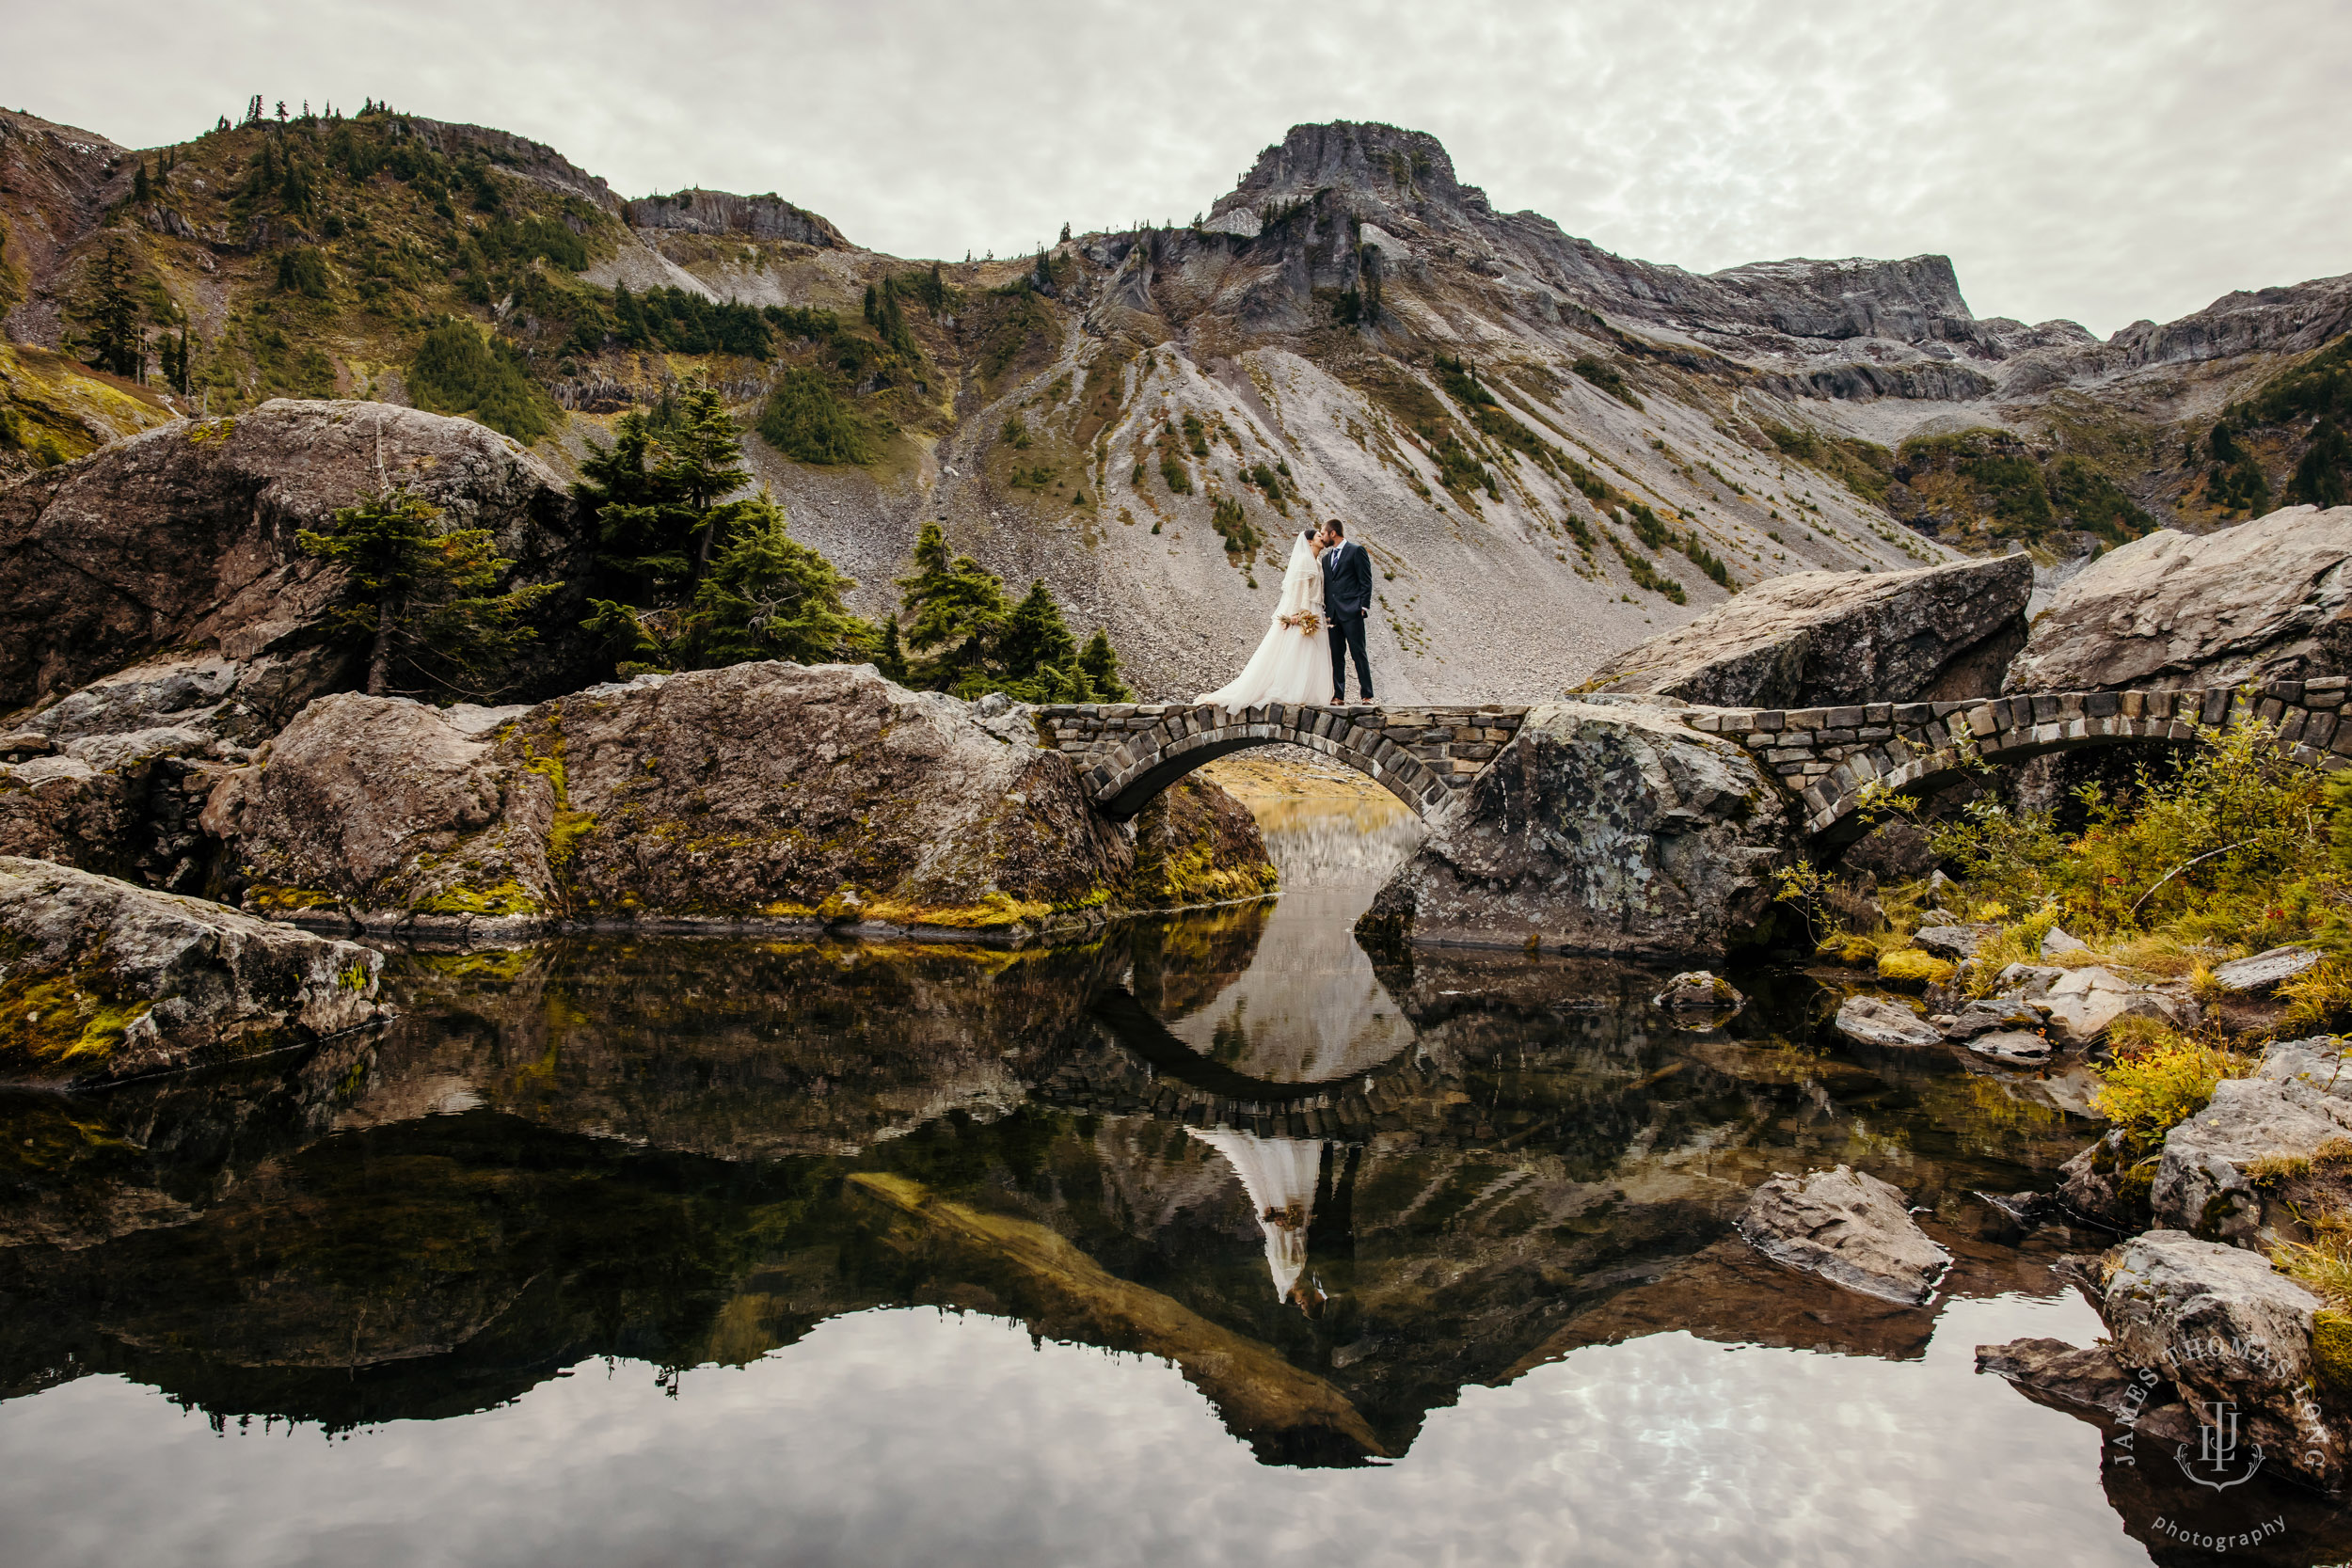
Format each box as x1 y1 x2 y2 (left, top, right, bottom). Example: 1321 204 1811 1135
1195 533 1331 706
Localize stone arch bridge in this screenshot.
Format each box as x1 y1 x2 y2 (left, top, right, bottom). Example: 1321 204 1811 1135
1036 677 2352 838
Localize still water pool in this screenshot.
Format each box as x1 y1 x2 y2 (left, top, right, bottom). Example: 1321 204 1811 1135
0 797 2342 1565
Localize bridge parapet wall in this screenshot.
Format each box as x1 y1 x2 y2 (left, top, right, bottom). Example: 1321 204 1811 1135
1678 678 2352 840
1036 703 1531 819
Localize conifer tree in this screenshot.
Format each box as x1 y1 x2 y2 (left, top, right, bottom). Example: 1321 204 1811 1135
1078 628 1133 701
612 281 652 346
680 490 872 667
875 616 910 682
73 238 145 380
664 383 753 580
999 579 1077 685
132 163 151 204
299 486 556 698
897 521 1011 695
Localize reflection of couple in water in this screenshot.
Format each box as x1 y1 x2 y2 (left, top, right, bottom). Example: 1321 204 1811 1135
1189 1128 1331 1317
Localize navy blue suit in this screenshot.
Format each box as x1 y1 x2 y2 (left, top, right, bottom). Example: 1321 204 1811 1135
1321 539 1374 701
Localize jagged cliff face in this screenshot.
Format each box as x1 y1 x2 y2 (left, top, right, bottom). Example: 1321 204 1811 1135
2 112 2345 700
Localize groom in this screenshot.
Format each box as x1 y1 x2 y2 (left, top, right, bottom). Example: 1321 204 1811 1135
1318 518 1374 705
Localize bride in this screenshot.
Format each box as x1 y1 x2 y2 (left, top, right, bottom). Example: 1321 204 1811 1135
1196 529 1330 706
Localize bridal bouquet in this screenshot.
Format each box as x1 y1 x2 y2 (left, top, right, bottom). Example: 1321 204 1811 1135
1286 610 1322 636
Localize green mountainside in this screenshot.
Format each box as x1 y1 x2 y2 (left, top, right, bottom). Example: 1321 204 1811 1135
4 104 2347 701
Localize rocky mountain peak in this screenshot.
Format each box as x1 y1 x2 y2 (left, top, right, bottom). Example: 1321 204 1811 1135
1213 120 1486 229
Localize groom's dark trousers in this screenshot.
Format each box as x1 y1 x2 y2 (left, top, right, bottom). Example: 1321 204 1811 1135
1328 613 1372 702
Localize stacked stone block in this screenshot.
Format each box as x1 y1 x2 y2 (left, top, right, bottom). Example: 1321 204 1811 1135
1678 677 2352 839
1034 703 1530 820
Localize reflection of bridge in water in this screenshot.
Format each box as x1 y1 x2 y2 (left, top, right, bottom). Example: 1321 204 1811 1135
1035 678 2352 841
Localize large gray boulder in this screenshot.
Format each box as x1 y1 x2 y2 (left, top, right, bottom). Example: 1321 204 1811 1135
1584 554 2029 706
2151 1041 2352 1241
2102 1229 2343 1491
1358 701 1792 958
205 663 1273 940
2004 505 2352 692
0 400 588 726
1736 1164 1951 1305
2038 964 2192 1047
0 856 385 1086
1834 993 1944 1048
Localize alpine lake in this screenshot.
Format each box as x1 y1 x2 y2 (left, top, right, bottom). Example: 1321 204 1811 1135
2 754 2344 1568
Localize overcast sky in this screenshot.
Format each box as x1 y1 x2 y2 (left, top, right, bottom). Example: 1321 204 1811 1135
6 0 2345 338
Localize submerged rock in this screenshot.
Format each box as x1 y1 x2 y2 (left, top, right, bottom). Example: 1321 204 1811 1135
1359 702 1792 958
1975 1337 2146 1420
1736 1164 1951 1305
1834 993 1943 1048
1585 553 2029 707
204 663 1272 940
2004 505 2352 692
0 856 385 1086
1655 970 1744 1010
0 400 587 725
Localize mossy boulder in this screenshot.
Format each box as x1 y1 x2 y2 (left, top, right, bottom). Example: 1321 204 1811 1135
1876 948 1956 988
203 664 1272 941
201 692 556 940
0 856 386 1086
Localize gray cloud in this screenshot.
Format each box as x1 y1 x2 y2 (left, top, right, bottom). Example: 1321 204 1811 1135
6 0 2346 336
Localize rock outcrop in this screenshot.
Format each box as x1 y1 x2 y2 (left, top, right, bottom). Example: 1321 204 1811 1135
0 856 385 1085
0 400 587 724
624 188 847 248
1359 702 1792 958
1736 1164 1951 1305
1584 554 2030 707
204 663 1273 940
2004 506 2352 693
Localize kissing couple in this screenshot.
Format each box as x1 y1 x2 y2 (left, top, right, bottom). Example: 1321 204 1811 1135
1197 519 1375 708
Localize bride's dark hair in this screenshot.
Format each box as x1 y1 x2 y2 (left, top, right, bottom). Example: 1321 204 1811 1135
1300 527 1316 542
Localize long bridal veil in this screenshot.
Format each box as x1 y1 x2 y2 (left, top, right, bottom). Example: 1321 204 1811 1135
1195 532 1331 707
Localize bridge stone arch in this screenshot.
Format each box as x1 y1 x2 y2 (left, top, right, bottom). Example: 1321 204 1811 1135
1677 678 2352 846
1036 702 1530 821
